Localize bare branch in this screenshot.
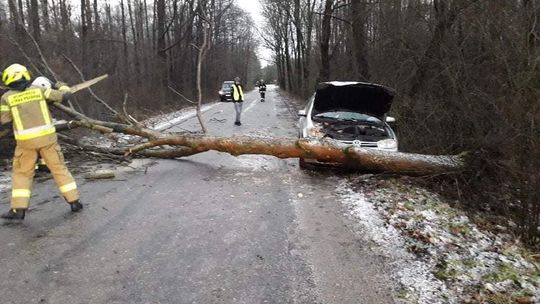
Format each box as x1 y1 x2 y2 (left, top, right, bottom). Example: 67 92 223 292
168 86 197 104
2 34 43 77
122 93 142 126
311 11 351 25
21 26 59 81
61 54 121 118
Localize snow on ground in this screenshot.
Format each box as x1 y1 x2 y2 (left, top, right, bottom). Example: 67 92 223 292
339 175 540 303
0 103 216 196
338 182 455 303
0 174 10 193
78 102 221 152
1 94 538 303
144 103 218 131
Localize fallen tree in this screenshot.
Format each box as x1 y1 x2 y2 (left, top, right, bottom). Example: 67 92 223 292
49 102 466 176
0 31 465 176
0 80 466 176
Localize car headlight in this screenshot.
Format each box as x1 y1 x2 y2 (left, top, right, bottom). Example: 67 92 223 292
377 139 397 149
218 90 224 95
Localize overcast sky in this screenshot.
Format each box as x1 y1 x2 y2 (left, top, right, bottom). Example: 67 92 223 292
236 0 264 25
103 0 272 66
235 0 272 66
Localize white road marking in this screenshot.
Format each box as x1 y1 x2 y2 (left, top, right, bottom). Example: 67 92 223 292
154 103 219 130
243 98 259 113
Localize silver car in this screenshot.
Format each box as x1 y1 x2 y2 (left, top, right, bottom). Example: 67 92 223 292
297 81 398 167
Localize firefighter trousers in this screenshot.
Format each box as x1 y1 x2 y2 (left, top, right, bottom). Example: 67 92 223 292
11 141 79 209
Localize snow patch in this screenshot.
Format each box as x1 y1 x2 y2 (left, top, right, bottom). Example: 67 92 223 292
338 176 540 303
0 174 10 193
152 103 218 130
337 183 455 303
234 155 281 171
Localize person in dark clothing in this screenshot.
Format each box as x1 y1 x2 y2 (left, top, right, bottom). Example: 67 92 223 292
258 79 266 102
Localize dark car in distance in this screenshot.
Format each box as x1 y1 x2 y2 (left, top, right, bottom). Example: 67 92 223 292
219 81 235 102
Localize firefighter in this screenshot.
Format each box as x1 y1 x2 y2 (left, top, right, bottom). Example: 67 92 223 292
0 64 82 220
231 77 244 126
258 79 266 102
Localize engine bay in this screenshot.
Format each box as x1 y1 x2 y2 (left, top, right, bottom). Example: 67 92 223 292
318 121 389 141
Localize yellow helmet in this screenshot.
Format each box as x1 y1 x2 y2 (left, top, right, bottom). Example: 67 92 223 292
2 64 31 86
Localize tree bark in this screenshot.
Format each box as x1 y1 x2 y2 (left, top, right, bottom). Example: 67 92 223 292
80 0 88 74
120 0 130 85
319 0 333 82
407 0 478 97
156 0 168 86
40 0 50 31
351 0 370 81
45 82 466 177
29 0 41 43
121 134 464 176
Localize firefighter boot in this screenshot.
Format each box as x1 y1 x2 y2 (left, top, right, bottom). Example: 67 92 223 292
68 200 83 212
1 208 26 220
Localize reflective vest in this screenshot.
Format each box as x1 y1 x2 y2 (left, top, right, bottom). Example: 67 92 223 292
232 84 244 102
0 85 65 144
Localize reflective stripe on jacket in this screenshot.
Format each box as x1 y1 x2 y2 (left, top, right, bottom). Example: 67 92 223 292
232 84 244 102
0 85 66 142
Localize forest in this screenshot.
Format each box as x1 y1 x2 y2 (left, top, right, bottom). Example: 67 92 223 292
0 0 261 117
0 0 538 245
260 0 539 246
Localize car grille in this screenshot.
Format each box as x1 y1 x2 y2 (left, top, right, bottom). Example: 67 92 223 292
339 140 378 148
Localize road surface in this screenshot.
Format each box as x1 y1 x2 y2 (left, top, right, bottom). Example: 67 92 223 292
0 86 396 304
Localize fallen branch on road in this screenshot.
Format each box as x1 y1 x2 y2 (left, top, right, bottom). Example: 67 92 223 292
0 77 466 176
48 95 467 176
122 134 465 176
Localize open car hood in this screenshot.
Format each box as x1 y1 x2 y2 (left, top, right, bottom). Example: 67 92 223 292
312 82 395 119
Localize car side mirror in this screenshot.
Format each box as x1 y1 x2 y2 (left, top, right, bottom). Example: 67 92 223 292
386 116 396 123
298 110 307 117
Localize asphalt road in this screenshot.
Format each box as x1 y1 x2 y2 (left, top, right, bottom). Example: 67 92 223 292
0 86 395 304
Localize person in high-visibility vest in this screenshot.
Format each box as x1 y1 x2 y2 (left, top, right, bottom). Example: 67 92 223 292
0 64 82 220
231 77 244 126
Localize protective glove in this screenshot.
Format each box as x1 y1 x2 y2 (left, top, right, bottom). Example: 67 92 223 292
54 82 72 93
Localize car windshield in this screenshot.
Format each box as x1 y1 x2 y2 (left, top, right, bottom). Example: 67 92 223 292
314 111 382 124
222 82 234 90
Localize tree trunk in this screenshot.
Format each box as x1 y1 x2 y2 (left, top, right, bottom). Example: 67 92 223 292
351 0 370 81
44 84 467 177
28 0 41 43
120 0 130 85
8 0 22 35
407 0 478 97
80 0 88 74
156 0 168 86
17 0 25 25
40 0 50 31
127 0 141 86
319 0 333 82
